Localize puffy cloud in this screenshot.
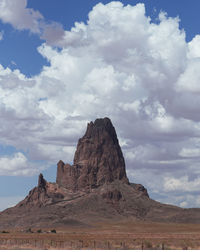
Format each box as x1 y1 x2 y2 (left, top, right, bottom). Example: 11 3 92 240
0 0 43 33
1 1 200 207
40 21 65 46
163 175 200 193
0 152 45 176
179 148 200 158
188 35 200 59
176 60 200 93
0 0 64 45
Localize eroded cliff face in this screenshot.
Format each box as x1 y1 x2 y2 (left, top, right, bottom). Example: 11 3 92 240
17 174 65 208
56 117 129 191
56 161 80 191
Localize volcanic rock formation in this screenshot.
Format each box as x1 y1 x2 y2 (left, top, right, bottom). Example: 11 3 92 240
1 117 200 229
56 117 129 191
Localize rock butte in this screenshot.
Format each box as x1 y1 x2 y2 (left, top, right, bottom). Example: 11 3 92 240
1 117 200 228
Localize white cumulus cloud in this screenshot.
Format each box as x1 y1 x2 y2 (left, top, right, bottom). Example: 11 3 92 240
0 0 64 44
0 152 45 176
0 0 43 33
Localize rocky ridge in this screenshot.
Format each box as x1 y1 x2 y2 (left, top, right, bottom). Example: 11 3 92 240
16 117 145 209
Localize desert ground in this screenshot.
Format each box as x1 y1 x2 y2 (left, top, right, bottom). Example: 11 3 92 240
1 221 200 249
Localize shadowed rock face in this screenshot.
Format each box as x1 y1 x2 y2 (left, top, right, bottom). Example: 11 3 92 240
56 161 80 191
130 183 149 198
56 117 129 191
38 173 47 190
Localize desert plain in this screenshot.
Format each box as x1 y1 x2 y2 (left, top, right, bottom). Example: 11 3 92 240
1 221 200 249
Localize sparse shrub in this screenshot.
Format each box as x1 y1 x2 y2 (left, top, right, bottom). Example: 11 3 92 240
144 240 152 248
1 230 9 233
51 229 56 233
26 228 33 233
37 229 42 233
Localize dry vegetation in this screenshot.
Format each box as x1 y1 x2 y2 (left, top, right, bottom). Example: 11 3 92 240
1 221 200 249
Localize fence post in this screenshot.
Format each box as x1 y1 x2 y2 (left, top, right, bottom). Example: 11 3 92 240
122 241 126 249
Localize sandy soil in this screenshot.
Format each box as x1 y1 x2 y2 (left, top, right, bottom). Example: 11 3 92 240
1 221 200 249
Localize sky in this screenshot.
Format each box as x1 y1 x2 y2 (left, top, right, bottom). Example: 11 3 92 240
0 0 200 211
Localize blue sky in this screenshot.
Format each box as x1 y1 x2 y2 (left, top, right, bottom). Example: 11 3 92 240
1 0 200 210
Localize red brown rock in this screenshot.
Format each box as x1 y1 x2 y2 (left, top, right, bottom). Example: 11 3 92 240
131 183 149 198
17 174 64 208
56 161 80 191
102 189 122 202
38 173 47 190
56 117 129 191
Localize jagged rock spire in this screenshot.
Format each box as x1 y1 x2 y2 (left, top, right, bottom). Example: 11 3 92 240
56 117 129 191
38 173 47 190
